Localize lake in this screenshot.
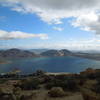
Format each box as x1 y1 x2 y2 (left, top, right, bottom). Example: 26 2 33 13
0 56 100 74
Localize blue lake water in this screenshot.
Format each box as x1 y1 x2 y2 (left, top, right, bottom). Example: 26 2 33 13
0 56 100 74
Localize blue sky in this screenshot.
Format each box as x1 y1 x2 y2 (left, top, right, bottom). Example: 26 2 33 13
0 0 99 50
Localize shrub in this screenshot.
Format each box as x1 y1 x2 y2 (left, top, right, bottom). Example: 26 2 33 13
18 78 40 90
1 94 15 100
81 88 99 100
0 79 8 84
48 87 66 97
35 70 45 76
45 79 79 92
0 88 4 96
94 85 100 93
93 80 100 93
13 87 21 95
45 81 55 89
20 92 37 100
65 79 79 91
0 88 16 100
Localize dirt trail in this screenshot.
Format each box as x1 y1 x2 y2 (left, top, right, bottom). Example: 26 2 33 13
33 90 84 100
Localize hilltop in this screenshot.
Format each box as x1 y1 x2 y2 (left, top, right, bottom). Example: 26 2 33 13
1 48 100 61
40 49 71 57
0 48 72 58
0 48 39 58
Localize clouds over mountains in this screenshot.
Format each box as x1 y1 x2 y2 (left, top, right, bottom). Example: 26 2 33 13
1 0 100 34
0 30 48 40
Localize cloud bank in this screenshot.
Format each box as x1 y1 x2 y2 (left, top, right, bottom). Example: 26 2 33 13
1 0 100 34
1 38 100 50
0 30 48 40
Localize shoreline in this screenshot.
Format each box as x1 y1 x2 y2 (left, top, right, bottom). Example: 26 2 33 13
0 61 12 65
45 72 71 75
0 61 12 64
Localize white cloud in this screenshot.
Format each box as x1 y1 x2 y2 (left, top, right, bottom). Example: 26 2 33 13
53 27 64 31
1 35 100 50
53 38 100 50
71 12 100 34
0 30 48 40
1 0 100 34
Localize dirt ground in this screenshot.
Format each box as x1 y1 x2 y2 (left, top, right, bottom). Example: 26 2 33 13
23 89 84 100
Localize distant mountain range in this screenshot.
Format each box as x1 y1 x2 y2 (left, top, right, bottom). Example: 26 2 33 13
40 49 71 57
0 48 38 58
0 48 72 58
29 49 49 54
1 48 100 60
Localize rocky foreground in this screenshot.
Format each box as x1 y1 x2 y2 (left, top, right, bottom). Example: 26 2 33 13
0 68 100 100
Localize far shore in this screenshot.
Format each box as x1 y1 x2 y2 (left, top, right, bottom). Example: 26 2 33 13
0 61 12 64
45 72 72 75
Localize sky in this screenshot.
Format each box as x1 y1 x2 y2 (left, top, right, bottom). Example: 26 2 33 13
0 0 100 50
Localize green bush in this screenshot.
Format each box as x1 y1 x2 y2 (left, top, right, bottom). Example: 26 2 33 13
45 79 79 92
18 78 40 90
48 87 66 97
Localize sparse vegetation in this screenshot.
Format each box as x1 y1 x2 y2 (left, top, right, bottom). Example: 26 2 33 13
0 68 100 100
45 78 79 92
16 78 41 90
